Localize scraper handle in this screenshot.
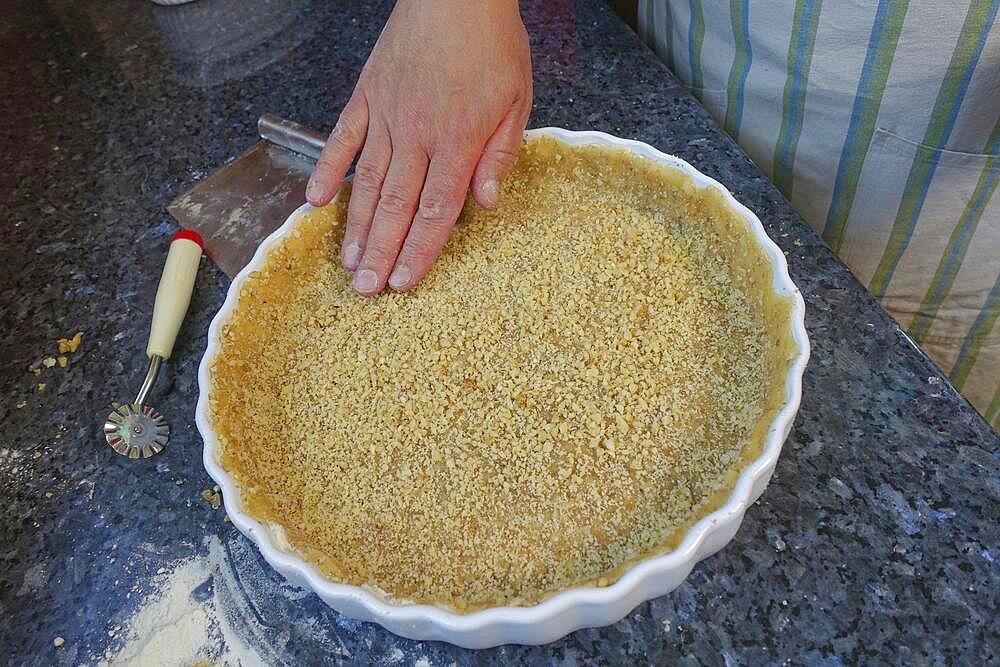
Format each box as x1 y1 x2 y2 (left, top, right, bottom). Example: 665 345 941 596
258 113 327 161
146 230 203 360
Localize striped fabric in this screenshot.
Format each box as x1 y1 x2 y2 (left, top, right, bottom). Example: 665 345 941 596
822 0 910 254
639 0 1000 429
723 0 751 140
771 0 822 198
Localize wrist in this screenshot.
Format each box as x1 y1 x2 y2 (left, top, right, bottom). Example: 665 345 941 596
395 0 521 20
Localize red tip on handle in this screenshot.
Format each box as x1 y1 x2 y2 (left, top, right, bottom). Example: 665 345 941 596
172 229 204 248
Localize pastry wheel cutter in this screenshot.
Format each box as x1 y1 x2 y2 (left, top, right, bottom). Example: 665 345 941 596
104 230 204 458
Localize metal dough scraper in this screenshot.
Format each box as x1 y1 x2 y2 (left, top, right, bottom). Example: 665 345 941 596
168 113 328 276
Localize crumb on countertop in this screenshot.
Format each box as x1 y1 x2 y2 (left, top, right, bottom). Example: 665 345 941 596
57 331 84 354
200 489 222 510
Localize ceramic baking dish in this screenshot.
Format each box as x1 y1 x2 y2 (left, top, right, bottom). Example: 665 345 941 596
197 127 810 648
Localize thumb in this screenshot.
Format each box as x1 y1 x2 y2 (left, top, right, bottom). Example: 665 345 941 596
471 103 529 209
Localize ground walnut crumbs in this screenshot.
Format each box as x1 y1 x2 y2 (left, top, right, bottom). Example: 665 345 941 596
211 137 796 611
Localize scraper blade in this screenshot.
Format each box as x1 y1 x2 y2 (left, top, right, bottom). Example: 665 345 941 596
167 114 327 277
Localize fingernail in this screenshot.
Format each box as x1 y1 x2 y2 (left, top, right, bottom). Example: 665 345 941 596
388 265 411 290
353 268 379 294
343 243 362 269
481 179 499 208
305 178 322 203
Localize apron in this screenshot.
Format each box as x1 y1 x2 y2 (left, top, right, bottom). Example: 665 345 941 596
639 0 1000 429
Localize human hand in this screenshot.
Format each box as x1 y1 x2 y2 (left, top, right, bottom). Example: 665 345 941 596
305 0 533 295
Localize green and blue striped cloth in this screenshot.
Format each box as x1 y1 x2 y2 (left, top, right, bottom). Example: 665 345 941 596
639 0 1000 428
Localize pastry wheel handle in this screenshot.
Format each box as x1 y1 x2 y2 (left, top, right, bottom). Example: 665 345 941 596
146 229 203 361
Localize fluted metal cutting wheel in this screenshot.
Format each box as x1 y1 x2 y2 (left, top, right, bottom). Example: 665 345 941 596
104 402 169 459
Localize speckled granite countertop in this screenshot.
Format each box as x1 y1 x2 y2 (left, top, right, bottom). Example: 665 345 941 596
2 0 997 664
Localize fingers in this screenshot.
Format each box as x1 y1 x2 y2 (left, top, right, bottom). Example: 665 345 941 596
470 100 530 209
352 145 429 296
342 126 391 270
388 151 477 291
306 93 368 207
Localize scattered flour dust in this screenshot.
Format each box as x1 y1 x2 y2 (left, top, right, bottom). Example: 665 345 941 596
100 537 263 667
0 448 29 485
96 532 407 665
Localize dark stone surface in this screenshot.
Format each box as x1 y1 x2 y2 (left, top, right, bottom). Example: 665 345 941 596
1 0 997 664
